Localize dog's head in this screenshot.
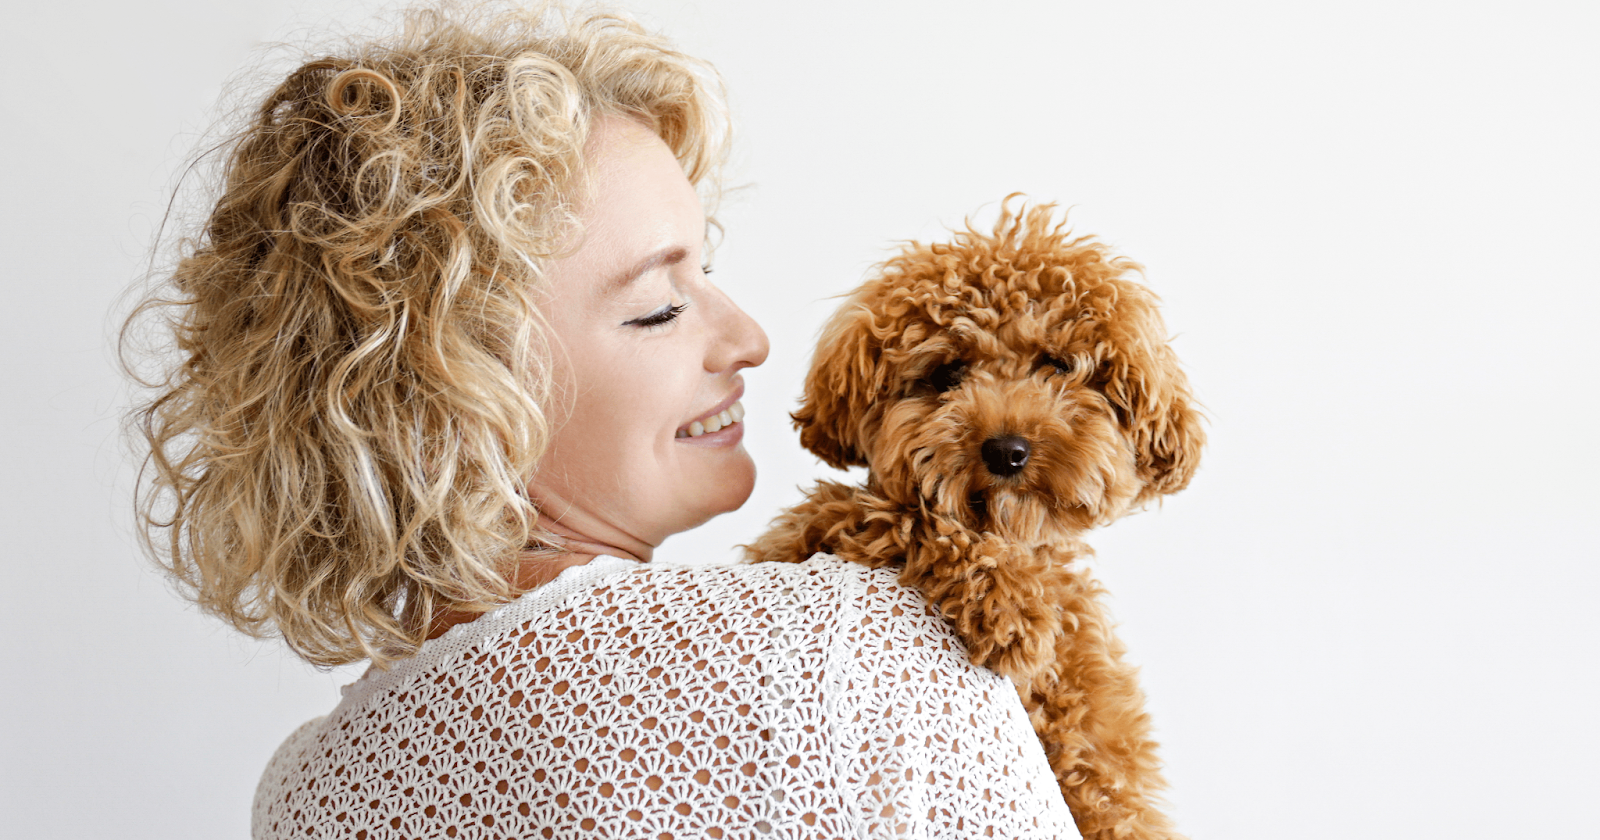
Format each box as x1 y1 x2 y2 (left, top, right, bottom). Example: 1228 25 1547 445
794 199 1203 544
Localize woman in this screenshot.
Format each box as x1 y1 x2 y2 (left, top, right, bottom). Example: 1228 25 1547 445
127 3 1078 837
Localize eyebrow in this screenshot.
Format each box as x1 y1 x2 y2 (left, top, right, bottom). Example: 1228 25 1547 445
603 246 689 294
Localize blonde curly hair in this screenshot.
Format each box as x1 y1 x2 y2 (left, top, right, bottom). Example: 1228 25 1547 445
123 1 728 668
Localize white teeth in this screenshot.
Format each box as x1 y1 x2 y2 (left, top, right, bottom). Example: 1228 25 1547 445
678 400 744 438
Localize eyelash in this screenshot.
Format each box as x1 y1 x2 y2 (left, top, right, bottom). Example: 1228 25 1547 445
620 261 711 328
626 302 689 328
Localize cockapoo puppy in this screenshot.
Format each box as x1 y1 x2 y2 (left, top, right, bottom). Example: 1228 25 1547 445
745 199 1203 840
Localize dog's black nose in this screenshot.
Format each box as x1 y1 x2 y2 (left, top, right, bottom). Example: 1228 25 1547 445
981 435 1031 476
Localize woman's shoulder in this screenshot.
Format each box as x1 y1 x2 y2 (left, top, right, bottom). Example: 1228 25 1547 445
344 552 983 727
484 552 968 669
608 552 911 611
504 552 930 635
595 554 967 657
343 554 903 691
264 553 1077 839
614 551 892 596
541 552 934 659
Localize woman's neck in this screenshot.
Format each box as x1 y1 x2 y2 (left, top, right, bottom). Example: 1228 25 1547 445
424 529 640 640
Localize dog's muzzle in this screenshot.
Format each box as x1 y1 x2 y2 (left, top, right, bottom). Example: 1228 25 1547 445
981 435 1031 477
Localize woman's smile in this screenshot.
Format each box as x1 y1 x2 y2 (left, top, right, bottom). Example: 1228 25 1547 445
676 384 746 441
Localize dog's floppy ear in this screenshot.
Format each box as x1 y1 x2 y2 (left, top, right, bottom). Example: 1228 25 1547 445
792 294 885 469
1095 285 1205 506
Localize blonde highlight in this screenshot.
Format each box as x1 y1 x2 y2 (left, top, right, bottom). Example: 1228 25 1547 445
123 1 729 667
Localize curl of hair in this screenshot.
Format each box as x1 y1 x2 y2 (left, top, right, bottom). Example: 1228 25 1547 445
122 1 729 668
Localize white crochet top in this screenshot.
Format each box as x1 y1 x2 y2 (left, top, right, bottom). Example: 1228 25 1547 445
253 553 1079 839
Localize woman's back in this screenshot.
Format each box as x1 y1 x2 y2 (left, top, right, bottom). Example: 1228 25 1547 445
254 554 1078 838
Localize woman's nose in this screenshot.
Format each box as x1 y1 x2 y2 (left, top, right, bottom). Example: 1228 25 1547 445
703 284 769 373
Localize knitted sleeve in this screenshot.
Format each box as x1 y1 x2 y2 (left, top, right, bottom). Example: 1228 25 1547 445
252 554 1076 839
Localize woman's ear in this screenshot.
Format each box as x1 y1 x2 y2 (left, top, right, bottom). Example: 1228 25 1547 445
1094 287 1206 507
792 300 882 470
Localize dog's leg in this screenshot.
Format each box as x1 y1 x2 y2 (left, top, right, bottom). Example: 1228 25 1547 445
741 480 861 564
742 481 907 566
1026 564 1182 840
899 524 1075 687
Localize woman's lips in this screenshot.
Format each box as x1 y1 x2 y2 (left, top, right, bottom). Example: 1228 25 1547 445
675 400 744 439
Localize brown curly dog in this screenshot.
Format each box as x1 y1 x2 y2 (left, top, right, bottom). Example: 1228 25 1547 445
744 198 1203 840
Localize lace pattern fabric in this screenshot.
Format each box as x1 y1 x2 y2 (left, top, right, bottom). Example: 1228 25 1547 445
253 554 1079 839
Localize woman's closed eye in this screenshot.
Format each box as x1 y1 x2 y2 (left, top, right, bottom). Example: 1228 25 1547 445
624 302 689 328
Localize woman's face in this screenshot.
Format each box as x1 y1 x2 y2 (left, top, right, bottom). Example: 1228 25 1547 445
530 116 769 560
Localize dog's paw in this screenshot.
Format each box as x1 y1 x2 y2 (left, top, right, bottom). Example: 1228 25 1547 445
955 594 1064 682
909 533 1074 683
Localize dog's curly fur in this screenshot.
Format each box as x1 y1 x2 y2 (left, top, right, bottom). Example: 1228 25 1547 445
744 198 1202 840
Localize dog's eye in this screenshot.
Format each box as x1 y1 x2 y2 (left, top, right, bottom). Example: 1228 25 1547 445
927 360 966 393
1040 355 1074 376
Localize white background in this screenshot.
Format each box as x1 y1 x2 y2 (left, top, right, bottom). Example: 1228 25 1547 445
3 0 1596 837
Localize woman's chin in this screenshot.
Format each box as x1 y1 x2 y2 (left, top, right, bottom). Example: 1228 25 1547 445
680 455 757 529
